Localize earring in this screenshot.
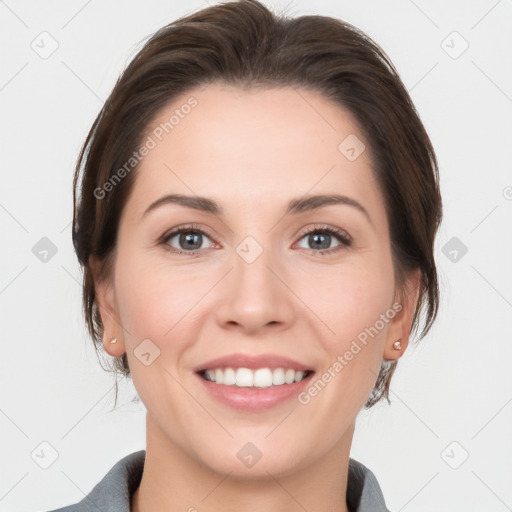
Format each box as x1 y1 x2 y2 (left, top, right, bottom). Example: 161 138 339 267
393 340 401 350
110 337 118 344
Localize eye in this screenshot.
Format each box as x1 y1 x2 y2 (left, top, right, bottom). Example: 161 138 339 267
296 225 352 255
159 223 352 257
160 224 216 255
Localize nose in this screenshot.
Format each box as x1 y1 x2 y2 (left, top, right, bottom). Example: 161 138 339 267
215 239 296 334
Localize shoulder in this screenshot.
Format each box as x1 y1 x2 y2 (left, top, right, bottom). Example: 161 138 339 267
42 450 145 512
347 457 391 512
41 451 389 512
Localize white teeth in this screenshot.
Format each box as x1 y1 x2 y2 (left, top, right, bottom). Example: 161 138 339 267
202 367 310 387
272 368 285 385
223 367 236 385
236 368 253 387
253 368 272 388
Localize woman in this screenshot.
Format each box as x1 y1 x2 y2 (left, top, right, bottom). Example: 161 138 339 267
52 0 442 510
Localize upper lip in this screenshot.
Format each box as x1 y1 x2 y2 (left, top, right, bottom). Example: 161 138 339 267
194 353 314 372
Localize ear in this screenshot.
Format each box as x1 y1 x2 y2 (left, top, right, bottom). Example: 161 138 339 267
89 256 126 357
383 268 422 361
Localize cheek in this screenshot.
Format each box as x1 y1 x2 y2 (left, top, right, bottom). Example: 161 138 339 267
298 269 394 414
295 257 395 347
113 256 203 403
114 254 208 344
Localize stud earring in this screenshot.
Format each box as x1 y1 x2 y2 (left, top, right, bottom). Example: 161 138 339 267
110 337 118 344
393 340 401 350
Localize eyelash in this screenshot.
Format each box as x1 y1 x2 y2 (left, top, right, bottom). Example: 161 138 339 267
159 223 352 257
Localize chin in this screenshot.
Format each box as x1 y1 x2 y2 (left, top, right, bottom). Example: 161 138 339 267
192 438 311 480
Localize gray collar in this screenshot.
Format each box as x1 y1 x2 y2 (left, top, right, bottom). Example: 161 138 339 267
47 450 390 512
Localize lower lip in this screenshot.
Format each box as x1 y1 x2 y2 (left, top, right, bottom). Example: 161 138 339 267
195 372 314 412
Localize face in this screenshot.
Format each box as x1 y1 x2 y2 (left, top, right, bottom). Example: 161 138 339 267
94 84 418 478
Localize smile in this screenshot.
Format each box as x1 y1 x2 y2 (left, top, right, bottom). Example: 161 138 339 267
199 367 314 388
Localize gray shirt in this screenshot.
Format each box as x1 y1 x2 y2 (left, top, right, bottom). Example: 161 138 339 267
46 450 391 512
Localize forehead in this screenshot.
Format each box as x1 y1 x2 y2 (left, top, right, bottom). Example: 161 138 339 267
124 84 382 218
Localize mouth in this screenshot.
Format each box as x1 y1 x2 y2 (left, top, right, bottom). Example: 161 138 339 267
193 353 316 410
197 367 315 389
195 365 315 411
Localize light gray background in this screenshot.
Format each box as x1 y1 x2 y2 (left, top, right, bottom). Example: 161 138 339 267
1 1 511 511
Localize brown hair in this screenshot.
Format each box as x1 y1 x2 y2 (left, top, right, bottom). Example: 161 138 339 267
72 0 442 408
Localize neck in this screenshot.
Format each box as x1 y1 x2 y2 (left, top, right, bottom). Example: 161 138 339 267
132 414 354 512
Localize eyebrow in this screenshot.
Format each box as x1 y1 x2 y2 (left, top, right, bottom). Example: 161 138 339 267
142 193 372 224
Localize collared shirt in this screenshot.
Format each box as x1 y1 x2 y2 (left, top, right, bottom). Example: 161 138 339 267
45 450 390 512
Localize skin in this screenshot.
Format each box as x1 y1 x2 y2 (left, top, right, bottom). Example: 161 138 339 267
91 84 420 512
